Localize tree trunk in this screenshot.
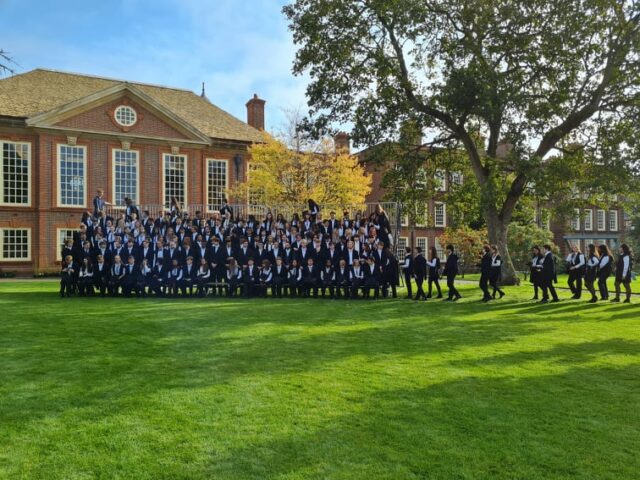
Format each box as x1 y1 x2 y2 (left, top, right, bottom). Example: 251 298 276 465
485 207 519 286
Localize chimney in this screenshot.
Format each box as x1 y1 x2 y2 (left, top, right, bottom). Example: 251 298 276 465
334 132 350 154
246 93 266 131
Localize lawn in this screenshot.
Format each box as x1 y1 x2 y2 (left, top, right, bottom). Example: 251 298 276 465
0 281 638 480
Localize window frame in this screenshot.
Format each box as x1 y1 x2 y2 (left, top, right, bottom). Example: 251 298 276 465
0 140 32 207
396 236 409 258
205 158 229 212
583 209 593 231
415 236 428 253
434 202 446 228
609 210 618 232
112 148 140 208
114 105 138 127
596 209 606 232
162 153 188 208
57 144 87 208
571 208 581 231
0 227 31 262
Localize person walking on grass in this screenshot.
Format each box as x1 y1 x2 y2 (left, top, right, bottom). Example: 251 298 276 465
612 244 633 303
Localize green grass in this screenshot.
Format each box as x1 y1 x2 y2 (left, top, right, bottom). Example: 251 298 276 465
461 272 640 292
1 281 638 480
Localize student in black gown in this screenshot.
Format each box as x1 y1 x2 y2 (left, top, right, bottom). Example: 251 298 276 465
77 257 94 296
612 243 633 303
426 246 443 299
443 244 461 301
478 245 492 302
584 243 599 303
490 245 505 299
60 255 77 297
596 244 613 301
528 246 542 300
566 244 586 299
401 246 413 299
413 247 427 301
539 244 559 303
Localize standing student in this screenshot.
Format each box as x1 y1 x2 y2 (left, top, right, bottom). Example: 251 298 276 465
77 257 94 296
529 246 542 300
402 246 413 299
584 243 599 303
92 188 109 217
94 254 109 296
60 255 77 297
443 244 461 301
413 247 427 301
566 245 586 299
539 244 559 303
308 198 320 222
382 248 399 298
596 244 613 301
181 256 197 297
490 245 505 299
302 258 319 298
478 245 492 302
272 257 288 298
426 246 443 299
363 256 380 299
612 244 633 303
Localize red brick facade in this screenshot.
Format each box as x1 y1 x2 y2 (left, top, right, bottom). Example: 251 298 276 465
0 77 263 276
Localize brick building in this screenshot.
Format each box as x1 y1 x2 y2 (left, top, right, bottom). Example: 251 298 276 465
352 137 626 258
0 69 265 275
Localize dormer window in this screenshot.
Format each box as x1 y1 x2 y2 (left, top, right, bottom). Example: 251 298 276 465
114 105 137 127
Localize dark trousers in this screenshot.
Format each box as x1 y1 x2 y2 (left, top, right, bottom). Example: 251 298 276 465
77 278 93 296
351 279 363 298
335 283 350 298
585 275 596 299
568 272 583 298
446 275 460 299
414 276 426 300
403 271 412 298
60 274 76 296
541 280 559 301
597 275 609 299
428 276 442 297
490 276 504 297
479 274 491 300
615 279 632 300
272 280 285 298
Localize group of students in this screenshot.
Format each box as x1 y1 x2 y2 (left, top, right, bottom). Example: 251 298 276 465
527 242 634 304
60 196 415 300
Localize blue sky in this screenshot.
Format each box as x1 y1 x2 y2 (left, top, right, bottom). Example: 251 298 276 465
0 0 309 131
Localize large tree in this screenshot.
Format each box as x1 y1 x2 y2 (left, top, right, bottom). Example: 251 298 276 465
284 0 640 284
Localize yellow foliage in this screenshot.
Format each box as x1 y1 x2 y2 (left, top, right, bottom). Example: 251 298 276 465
230 135 372 209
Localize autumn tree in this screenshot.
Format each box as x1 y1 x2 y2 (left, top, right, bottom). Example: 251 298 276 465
231 134 372 210
284 0 640 284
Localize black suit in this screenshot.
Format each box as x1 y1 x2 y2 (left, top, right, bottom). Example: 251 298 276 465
413 254 427 300
302 265 319 297
363 263 380 298
540 252 559 301
479 252 492 301
443 253 460 299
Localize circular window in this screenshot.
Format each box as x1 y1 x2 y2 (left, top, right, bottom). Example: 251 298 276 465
114 105 137 127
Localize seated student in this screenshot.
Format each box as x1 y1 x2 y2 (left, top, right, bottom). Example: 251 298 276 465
196 258 211 297
426 246 443 299
93 254 109 296
243 258 260 297
138 258 152 296
302 257 319 298
320 259 335 298
350 259 365 299
258 260 273 297
77 257 94 296
287 259 303 297
334 259 351 299
109 255 126 296
226 258 243 297
122 255 141 297
363 256 380 299
60 254 78 298
181 256 197 297
61 239 74 266
272 257 288 298
167 258 183 297
151 258 168 297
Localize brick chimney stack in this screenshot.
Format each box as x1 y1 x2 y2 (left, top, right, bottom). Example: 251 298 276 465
246 94 266 131
334 132 350 154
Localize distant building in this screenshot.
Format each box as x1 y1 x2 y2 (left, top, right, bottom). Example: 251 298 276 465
0 69 266 274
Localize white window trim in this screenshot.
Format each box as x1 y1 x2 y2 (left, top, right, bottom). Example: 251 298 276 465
0 227 31 262
584 209 593 231
435 169 447 192
111 149 140 208
0 140 32 207
609 210 618 232
415 236 428 252
205 158 229 213
571 208 581 231
114 105 137 127
434 202 446 228
396 236 409 257
56 228 76 262
162 153 188 208
596 209 606 232
57 144 87 208
401 215 408 227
